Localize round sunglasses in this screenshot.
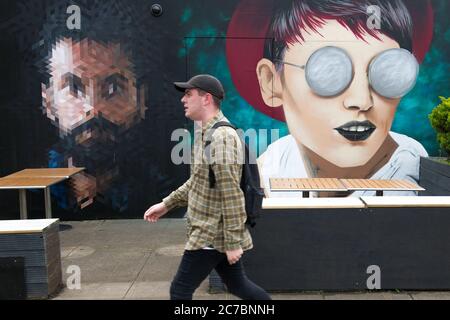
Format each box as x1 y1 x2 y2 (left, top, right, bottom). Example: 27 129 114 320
275 46 419 99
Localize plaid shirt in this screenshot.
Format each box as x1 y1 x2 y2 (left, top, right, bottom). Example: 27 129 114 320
163 111 253 252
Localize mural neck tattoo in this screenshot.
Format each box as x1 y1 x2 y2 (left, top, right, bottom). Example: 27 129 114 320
299 135 399 180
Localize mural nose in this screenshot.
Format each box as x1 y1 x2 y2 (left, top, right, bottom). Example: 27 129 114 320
343 75 374 112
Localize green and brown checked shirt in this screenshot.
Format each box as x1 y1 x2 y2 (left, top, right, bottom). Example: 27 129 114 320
163 111 253 252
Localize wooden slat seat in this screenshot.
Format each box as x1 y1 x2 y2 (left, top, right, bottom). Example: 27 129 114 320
270 178 347 192
341 179 425 192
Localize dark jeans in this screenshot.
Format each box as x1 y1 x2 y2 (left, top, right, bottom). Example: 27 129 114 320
170 249 271 300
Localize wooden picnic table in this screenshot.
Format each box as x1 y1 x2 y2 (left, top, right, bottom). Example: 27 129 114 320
340 179 425 196
269 178 425 197
0 168 85 219
270 178 347 198
4 167 84 178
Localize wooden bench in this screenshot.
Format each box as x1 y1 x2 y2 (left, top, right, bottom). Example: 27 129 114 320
269 178 425 197
0 219 62 299
341 179 425 196
0 167 85 219
270 178 347 197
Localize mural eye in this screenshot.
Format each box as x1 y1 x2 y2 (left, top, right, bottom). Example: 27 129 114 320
104 81 123 99
108 83 116 95
368 48 419 99
102 74 127 99
305 46 354 97
63 73 85 98
72 83 82 97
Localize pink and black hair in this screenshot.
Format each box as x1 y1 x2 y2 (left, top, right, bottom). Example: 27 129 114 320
266 0 417 71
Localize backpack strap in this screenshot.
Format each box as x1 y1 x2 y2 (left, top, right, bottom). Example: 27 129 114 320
204 121 237 188
204 121 236 148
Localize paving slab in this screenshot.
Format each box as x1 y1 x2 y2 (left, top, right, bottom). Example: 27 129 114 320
60 219 184 241
53 282 132 300
410 292 450 300
124 280 229 300
124 281 171 299
271 293 324 300
135 255 182 282
324 291 412 300
61 247 152 283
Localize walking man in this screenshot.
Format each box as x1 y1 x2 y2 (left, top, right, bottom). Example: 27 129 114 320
144 74 271 300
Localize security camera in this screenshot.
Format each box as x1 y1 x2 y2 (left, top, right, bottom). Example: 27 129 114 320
151 4 163 17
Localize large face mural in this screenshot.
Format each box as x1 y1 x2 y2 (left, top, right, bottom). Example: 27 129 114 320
0 0 448 219
43 37 146 138
41 37 148 210
225 0 437 197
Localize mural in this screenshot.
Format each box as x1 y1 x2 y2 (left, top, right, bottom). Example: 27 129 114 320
179 0 449 198
0 0 449 219
0 0 188 219
226 0 436 197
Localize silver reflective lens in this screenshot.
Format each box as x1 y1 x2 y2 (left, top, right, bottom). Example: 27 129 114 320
305 46 353 97
369 48 419 99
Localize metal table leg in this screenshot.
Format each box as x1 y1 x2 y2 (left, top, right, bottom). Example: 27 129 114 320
19 189 28 220
44 187 52 219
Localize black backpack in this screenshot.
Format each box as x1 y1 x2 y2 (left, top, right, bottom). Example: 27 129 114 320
204 121 264 228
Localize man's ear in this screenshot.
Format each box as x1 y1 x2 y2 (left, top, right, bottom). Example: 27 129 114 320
205 93 213 107
256 58 283 108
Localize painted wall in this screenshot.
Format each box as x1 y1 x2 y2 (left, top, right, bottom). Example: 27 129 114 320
0 0 449 219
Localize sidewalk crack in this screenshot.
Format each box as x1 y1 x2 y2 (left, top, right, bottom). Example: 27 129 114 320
122 221 171 299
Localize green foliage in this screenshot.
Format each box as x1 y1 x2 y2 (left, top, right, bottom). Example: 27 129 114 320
429 97 450 157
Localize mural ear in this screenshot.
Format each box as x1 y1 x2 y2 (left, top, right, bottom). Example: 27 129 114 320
138 84 148 120
256 58 283 108
41 82 54 120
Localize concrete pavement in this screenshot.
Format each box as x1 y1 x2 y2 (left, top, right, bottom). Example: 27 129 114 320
52 219 450 300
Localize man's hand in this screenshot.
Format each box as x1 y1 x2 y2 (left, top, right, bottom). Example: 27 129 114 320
143 202 169 223
226 248 243 265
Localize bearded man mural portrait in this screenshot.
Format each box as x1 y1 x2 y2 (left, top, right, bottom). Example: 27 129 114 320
35 0 182 218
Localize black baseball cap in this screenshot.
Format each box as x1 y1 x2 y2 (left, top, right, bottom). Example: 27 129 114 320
174 74 225 100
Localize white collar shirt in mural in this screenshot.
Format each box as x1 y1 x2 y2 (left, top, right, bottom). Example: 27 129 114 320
260 132 428 198
162 111 252 252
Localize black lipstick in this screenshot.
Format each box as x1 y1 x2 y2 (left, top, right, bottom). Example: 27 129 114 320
334 120 376 142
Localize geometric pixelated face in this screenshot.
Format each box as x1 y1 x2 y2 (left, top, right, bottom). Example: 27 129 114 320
42 37 145 136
